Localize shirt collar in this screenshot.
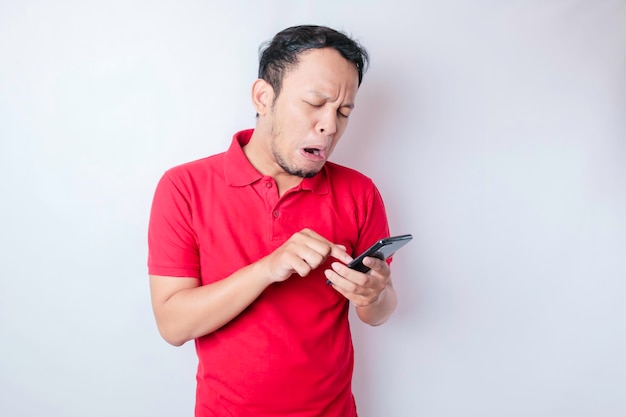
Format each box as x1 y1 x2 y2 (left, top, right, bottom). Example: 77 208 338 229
224 129 329 195
224 129 262 186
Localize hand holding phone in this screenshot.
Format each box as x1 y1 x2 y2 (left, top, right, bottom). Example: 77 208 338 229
347 234 413 273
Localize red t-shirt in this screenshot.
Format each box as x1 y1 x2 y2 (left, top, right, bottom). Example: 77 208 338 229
148 129 390 417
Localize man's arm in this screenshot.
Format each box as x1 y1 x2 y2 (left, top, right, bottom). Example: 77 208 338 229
324 256 397 326
149 229 352 346
150 261 272 346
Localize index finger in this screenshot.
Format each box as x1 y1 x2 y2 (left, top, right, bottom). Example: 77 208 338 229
299 229 351 264
329 243 352 265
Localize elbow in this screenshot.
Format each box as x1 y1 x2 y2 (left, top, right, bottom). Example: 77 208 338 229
366 317 388 327
358 312 390 327
156 322 192 347
163 335 187 347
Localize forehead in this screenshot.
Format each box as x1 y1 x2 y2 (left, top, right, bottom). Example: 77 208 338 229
282 48 359 95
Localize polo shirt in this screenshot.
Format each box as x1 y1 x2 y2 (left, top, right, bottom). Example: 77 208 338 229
148 129 390 417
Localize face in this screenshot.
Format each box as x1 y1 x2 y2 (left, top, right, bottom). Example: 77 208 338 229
263 48 360 178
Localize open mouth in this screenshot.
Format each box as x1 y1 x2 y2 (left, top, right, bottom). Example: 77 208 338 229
300 145 327 162
301 147 327 161
304 148 321 156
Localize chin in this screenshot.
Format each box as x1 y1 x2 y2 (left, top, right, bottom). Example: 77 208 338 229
275 152 325 178
284 164 323 178
292 168 321 179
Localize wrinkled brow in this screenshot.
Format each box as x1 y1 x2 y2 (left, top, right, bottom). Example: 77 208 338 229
308 90 355 109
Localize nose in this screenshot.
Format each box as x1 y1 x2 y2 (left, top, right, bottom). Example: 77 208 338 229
317 109 338 137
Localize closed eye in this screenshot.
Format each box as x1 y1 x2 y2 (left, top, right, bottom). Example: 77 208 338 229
338 110 350 118
305 100 351 117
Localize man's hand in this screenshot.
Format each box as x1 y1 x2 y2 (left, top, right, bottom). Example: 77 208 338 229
324 256 391 306
263 228 352 283
324 255 397 326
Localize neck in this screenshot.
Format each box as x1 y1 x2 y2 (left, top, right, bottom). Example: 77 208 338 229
243 130 303 197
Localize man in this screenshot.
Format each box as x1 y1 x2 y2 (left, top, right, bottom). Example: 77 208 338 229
148 25 398 417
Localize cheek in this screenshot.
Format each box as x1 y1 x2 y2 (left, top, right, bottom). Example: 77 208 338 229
284 105 314 129
328 136 342 153
336 118 350 134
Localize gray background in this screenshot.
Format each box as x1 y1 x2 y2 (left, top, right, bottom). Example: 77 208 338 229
1 1 625 416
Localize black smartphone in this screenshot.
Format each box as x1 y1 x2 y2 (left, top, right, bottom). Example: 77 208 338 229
347 234 413 273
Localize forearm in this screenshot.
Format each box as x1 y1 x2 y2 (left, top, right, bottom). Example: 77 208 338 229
355 282 397 326
151 229 352 346
151 262 271 346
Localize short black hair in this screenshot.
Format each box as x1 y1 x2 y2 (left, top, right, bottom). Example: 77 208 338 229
258 25 369 99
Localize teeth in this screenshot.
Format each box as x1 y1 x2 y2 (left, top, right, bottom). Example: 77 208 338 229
313 149 320 156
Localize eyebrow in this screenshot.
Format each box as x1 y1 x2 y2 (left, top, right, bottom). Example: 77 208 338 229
308 91 355 109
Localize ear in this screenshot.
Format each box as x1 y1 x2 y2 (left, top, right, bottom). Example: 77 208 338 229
251 78 274 116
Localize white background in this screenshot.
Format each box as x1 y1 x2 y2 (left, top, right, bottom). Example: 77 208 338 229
1 1 625 416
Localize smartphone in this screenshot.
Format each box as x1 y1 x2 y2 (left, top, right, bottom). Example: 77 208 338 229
347 234 413 273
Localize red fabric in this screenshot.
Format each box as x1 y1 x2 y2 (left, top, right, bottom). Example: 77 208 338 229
148 129 390 417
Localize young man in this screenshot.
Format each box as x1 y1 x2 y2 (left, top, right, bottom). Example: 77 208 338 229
148 25 397 417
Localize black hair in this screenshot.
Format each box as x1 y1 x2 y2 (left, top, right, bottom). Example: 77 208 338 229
258 25 369 99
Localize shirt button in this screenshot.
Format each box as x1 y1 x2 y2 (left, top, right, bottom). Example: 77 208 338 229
265 182 272 188
273 210 280 218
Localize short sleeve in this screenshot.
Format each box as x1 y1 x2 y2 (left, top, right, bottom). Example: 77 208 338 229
147 171 201 278
353 182 392 264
